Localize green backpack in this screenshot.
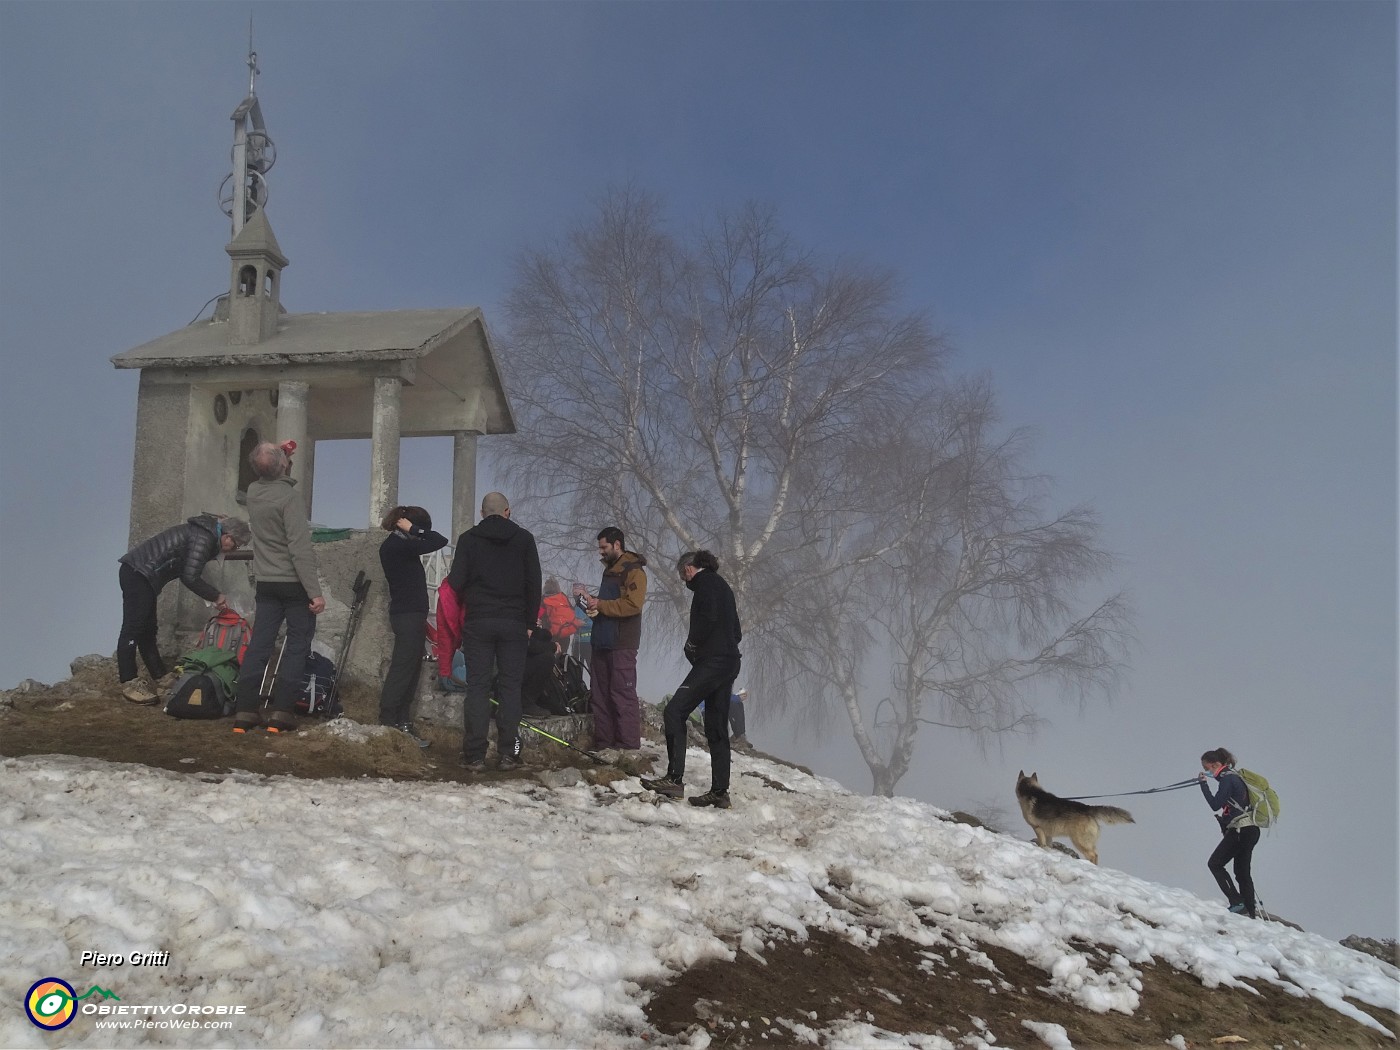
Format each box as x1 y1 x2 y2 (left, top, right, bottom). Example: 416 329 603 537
164 646 241 719
1239 768 1280 828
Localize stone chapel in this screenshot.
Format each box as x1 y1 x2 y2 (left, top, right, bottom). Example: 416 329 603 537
108 52 515 679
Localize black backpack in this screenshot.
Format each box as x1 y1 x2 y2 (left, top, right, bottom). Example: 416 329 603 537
296 651 341 717
165 672 234 719
555 653 590 714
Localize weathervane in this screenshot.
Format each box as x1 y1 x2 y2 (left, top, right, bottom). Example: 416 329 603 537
219 16 277 235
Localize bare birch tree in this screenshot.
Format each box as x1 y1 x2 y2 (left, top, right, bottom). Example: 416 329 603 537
499 189 938 632
774 380 1132 795
497 189 1130 795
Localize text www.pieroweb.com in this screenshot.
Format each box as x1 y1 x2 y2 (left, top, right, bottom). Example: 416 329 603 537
94 1018 234 1031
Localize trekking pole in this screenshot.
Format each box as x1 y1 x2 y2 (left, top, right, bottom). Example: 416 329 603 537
478 694 610 767
258 635 286 710
1065 777 1200 801
1252 879 1271 921
326 571 371 716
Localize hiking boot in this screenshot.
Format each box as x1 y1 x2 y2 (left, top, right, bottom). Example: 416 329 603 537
640 775 684 799
1228 902 1248 914
731 735 752 752
232 711 262 734
396 723 430 749
497 754 522 772
121 680 158 705
688 790 732 809
460 756 487 773
265 711 298 734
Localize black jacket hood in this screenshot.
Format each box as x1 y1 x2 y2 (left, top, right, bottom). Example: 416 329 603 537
468 513 523 544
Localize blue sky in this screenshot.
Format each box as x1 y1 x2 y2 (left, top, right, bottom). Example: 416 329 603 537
1 2 1394 942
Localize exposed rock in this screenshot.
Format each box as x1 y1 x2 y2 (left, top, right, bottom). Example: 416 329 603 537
1340 935 1399 966
69 654 113 676
537 768 586 789
947 810 988 829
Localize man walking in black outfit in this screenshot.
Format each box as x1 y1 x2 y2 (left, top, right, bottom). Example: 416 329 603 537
642 550 743 808
446 492 542 772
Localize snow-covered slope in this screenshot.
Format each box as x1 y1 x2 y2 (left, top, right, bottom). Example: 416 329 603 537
2 750 1394 1048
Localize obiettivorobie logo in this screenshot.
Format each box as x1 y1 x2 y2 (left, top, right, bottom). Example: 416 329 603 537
24 978 119 1030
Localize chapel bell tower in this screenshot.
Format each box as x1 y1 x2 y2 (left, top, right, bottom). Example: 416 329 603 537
221 43 285 346
226 209 288 345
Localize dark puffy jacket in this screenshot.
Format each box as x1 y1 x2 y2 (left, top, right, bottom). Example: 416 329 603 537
683 568 742 661
119 515 223 602
446 514 542 627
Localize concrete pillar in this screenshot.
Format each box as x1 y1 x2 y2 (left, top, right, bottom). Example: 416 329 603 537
300 439 317 521
276 380 310 486
127 374 191 549
129 376 195 655
370 376 402 527
452 432 479 539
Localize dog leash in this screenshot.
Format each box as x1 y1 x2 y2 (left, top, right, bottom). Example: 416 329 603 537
1064 777 1200 801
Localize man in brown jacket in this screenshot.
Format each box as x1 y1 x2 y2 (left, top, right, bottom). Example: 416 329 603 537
583 526 647 751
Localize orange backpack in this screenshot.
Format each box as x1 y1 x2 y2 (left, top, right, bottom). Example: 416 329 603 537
539 593 578 641
197 609 252 665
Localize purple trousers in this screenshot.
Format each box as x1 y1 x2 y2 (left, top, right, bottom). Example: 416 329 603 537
589 648 641 749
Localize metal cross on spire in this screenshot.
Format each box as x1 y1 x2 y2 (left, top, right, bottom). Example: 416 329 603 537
246 16 260 98
220 19 276 235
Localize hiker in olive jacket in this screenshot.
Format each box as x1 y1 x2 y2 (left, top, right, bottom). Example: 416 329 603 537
233 443 326 734
116 513 250 703
246 477 323 600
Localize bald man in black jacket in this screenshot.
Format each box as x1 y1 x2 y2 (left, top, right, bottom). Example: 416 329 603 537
446 491 542 771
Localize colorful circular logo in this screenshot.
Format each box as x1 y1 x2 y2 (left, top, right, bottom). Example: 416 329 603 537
25 978 77 1030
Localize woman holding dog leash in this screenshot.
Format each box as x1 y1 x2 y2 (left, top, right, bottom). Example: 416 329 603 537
1198 747 1260 918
